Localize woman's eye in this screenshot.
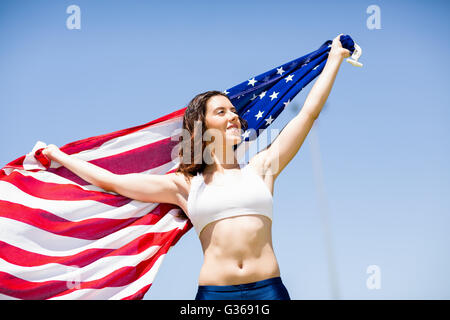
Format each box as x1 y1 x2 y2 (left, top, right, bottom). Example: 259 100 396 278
218 109 236 114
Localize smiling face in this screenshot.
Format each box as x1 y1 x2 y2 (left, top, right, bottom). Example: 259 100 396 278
176 90 249 176
204 94 242 146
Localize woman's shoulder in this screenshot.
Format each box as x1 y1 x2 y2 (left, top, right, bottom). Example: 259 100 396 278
170 171 198 196
171 171 193 185
246 150 270 175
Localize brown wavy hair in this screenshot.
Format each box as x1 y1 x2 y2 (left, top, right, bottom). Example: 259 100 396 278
175 90 248 180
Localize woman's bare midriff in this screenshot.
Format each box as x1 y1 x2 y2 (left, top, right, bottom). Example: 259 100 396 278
174 158 278 286
197 214 280 286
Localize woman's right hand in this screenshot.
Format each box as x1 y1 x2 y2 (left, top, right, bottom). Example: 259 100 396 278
329 34 351 61
42 144 61 160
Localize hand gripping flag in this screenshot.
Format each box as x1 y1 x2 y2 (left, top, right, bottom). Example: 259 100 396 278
0 35 357 300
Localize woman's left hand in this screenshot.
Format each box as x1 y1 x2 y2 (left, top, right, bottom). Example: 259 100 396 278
329 34 351 60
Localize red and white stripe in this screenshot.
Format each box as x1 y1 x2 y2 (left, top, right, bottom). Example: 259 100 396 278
0 107 194 300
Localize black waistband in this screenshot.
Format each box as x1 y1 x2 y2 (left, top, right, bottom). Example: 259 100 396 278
197 276 283 292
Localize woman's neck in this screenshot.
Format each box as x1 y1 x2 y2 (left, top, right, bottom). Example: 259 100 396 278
204 153 240 174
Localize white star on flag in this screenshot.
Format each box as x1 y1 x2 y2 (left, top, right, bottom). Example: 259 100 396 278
247 78 257 86
276 67 285 75
269 91 279 101
285 74 294 83
283 99 291 108
259 91 267 99
223 89 230 95
265 115 274 126
255 110 264 120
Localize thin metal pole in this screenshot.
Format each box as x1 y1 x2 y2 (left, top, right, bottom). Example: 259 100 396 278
309 120 340 300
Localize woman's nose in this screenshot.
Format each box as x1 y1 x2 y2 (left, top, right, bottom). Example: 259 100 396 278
228 111 238 121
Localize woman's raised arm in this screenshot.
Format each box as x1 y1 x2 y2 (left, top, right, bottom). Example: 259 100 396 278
42 144 185 205
256 34 351 180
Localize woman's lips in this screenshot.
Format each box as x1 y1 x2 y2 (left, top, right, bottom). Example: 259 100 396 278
226 127 241 136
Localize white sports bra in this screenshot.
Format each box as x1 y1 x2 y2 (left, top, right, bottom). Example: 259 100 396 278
187 161 273 236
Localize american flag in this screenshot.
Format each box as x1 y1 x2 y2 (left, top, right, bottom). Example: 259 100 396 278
0 36 355 300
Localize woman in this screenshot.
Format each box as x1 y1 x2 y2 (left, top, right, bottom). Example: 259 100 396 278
42 34 350 300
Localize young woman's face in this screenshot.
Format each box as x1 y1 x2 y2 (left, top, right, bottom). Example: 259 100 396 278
204 95 242 146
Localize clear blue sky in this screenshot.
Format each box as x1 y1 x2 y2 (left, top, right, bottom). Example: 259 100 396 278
1 0 449 299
